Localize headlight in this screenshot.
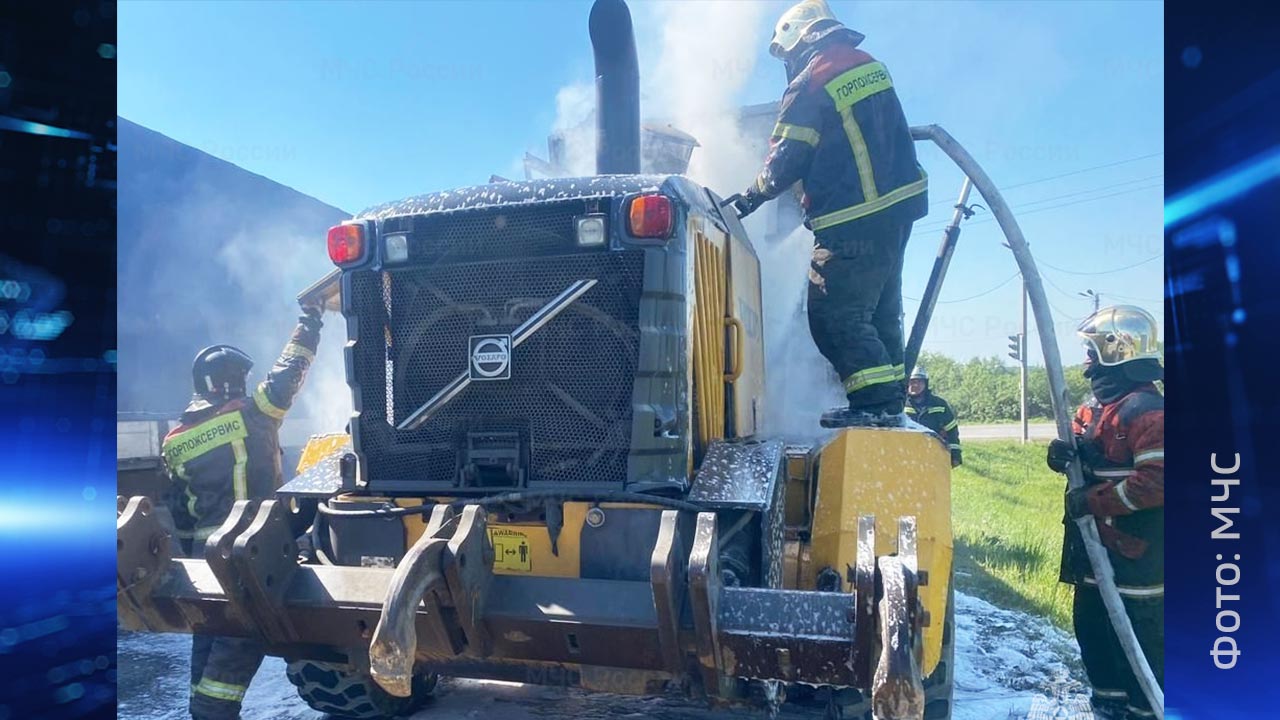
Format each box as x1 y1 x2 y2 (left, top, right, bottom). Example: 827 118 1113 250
576 215 607 247
384 233 409 263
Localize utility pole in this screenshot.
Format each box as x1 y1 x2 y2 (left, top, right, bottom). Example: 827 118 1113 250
1020 279 1029 444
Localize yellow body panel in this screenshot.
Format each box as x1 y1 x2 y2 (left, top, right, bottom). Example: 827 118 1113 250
726 229 765 438
396 501 665 578
294 433 350 475
691 219 728 454
808 427 953 675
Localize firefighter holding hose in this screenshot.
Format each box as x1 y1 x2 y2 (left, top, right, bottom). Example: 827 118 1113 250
161 305 323 720
1046 305 1164 720
732 0 928 427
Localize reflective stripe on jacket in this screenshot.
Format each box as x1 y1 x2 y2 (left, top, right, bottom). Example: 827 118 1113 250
1060 385 1164 589
163 318 320 535
752 30 927 233
906 392 960 452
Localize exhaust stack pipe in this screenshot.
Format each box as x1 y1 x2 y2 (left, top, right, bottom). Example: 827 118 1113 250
589 0 640 175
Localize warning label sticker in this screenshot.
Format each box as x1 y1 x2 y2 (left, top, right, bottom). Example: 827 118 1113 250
489 527 532 572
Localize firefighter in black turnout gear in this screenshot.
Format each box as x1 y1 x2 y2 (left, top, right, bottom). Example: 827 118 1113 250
162 307 322 719
1046 305 1163 720
905 366 961 467
733 0 928 427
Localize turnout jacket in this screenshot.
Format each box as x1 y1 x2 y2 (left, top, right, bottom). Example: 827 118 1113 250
752 31 928 233
906 391 961 463
1060 384 1164 594
163 316 321 542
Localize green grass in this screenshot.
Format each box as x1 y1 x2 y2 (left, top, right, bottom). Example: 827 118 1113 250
951 441 1074 630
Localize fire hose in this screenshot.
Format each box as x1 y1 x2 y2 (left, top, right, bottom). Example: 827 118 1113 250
726 126 1163 717
908 124 1164 718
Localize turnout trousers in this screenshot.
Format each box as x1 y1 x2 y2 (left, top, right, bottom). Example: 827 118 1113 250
188 537 266 719
807 216 912 411
1072 585 1164 719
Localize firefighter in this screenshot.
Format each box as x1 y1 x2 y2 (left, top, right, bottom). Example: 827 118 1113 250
1045 305 1163 720
905 366 961 467
162 306 323 720
732 0 928 427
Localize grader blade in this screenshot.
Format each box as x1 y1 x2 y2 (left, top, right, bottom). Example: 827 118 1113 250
369 505 459 697
871 519 926 720
117 496 951 711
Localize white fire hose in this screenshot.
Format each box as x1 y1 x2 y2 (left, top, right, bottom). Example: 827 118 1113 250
909 124 1164 718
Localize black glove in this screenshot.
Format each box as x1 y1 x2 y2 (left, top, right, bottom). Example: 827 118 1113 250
950 450 962 468
1065 487 1092 519
731 189 766 218
1076 440 1107 470
1046 438 1075 473
299 304 324 331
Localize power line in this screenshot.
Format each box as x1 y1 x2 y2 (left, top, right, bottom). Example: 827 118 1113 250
1037 266 1165 305
1002 173 1163 210
913 181 1164 236
1038 269 1088 301
1038 253 1161 276
1103 290 1165 304
904 271 1020 305
926 151 1164 208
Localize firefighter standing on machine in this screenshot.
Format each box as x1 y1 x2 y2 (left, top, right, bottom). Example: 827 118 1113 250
906 366 961 467
1046 305 1164 720
732 0 928 427
161 306 323 720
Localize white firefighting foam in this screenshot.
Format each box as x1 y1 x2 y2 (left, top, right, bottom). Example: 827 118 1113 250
117 590 1089 719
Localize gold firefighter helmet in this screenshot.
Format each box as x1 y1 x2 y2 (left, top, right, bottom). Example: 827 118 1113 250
1076 305 1162 366
770 0 844 60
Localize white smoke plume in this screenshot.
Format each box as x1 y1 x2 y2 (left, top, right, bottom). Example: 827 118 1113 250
541 0 843 439
757 227 848 438
549 82 598 177
212 225 352 444
644 0 770 196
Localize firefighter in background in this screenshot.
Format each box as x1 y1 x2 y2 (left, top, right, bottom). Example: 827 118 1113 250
1046 305 1163 720
732 0 927 427
162 306 322 720
905 366 961 467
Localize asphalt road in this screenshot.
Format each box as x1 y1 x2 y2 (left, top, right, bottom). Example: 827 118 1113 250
960 423 1056 442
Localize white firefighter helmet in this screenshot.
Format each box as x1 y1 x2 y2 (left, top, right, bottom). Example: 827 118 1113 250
1076 305 1162 366
909 366 929 381
770 0 843 60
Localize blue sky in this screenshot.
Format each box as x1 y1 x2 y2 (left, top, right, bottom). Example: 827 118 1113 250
118 0 1164 364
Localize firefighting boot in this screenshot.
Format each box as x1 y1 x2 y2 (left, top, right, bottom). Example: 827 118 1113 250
820 406 906 429
1088 693 1129 720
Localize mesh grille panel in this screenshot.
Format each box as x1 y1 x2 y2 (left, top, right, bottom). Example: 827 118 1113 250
350 249 645 488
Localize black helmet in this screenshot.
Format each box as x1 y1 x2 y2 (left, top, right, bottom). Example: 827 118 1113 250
192 344 253 403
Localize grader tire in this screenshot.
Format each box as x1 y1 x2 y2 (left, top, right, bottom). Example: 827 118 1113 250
286 660 437 719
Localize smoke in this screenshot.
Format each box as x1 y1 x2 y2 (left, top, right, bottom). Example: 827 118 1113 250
645 1 843 439
212 224 352 441
117 118 351 446
550 82 598 177
544 0 843 438
644 1 769 196
757 227 847 438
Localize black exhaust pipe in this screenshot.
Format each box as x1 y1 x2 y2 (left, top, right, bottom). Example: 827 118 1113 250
589 0 640 175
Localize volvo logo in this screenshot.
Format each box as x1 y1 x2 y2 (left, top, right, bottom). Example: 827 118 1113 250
469 334 512 380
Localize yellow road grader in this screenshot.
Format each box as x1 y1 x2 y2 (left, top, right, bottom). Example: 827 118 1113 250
117 1 1093 718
